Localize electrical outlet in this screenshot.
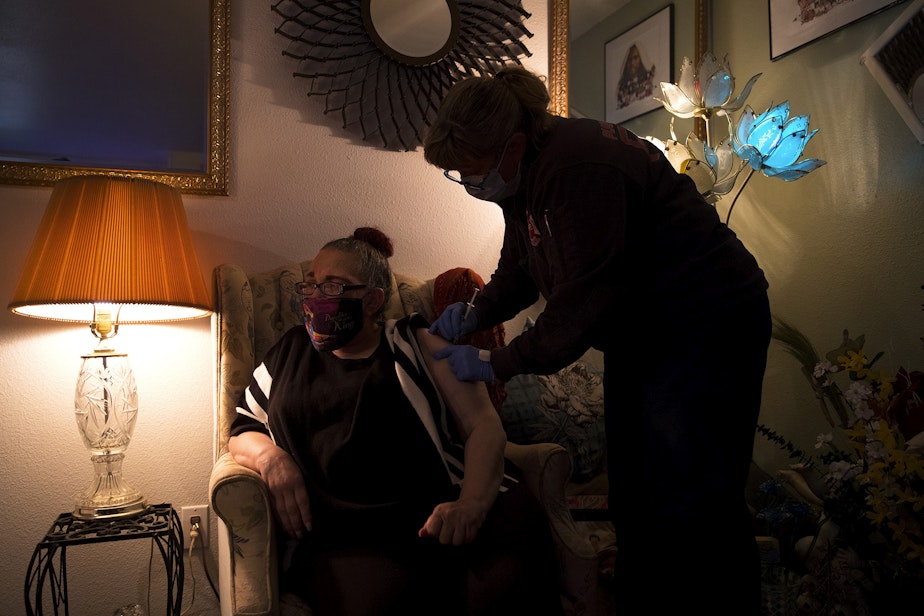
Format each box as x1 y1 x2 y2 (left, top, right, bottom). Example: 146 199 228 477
181 505 209 549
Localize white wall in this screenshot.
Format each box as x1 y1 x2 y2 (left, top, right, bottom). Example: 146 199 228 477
0 1 549 613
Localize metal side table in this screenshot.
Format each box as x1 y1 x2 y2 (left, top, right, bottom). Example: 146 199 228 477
25 503 184 615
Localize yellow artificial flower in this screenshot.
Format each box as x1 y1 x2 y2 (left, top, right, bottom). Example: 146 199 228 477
838 349 871 375
875 371 896 399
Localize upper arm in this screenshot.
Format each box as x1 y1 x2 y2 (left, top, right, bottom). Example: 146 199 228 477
415 327 502 439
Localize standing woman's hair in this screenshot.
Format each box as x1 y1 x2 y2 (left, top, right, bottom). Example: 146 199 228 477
323 227 394 315
424 66 555 172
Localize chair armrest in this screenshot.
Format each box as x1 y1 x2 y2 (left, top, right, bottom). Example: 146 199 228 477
209 452 278 616
504 442 570 507
504 442 599 615
504 442 597 559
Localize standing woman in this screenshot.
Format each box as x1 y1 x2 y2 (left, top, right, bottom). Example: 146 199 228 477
424 67 770 614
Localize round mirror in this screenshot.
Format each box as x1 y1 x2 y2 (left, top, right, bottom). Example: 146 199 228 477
362 0 459 66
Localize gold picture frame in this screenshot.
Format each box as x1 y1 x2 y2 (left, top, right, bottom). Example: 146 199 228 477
0 0 230 195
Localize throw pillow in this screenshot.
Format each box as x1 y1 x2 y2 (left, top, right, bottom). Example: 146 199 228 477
501 320 606 482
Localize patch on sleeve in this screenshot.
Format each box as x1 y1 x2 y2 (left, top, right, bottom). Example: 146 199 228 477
526 211 541 246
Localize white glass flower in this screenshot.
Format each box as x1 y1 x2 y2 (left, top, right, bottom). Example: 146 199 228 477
656 52 761 120
646 117 744 202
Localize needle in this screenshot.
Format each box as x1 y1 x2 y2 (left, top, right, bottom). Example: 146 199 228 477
462 288 479 323
455 288 479 343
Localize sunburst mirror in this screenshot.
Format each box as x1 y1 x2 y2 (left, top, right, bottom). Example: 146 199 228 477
272 0 535 150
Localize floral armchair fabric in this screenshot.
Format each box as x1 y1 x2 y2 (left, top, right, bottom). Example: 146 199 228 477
208 260 600 616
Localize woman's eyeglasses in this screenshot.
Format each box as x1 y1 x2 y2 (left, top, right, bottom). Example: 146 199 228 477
443 169 488 190
442 139 511 189
295 281 368 297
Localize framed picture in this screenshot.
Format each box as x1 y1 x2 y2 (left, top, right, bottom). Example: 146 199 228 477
604 5 673 125
860 0 924 143
0 0 230 195
769 0 905 61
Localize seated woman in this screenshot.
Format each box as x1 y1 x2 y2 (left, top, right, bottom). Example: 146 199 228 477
229 227 563 616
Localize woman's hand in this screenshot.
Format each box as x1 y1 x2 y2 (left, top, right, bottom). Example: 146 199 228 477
432 344 494 382
258 447 313 539
229 432 313 539
418 497 489 546
429 301 479 341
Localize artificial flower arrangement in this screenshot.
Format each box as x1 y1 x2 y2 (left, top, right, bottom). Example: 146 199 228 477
649 53 826 224
759 314 924 614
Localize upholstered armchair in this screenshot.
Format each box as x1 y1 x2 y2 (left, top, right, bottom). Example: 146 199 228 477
208 260 600 616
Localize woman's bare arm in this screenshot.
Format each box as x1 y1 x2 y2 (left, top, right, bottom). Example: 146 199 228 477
415 327 506 545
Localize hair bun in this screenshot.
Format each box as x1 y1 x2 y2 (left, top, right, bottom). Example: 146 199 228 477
353 227 394 258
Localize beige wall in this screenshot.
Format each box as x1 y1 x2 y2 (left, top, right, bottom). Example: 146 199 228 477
0 1 549 613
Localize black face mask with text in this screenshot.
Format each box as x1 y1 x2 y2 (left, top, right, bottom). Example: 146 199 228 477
303 296 364 351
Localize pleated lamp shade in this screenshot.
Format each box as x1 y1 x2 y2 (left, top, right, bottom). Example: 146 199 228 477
9 175 212 323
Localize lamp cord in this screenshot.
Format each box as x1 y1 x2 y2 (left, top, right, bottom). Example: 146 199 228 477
180 525 199 615
183 522 219 607
199 533 219 599
143 519 220 612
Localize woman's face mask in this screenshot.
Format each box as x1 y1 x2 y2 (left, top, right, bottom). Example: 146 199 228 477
459 138 521 202
303 296 364 351
464 164 521 202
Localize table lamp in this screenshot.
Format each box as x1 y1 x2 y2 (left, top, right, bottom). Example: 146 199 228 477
8 175 212 520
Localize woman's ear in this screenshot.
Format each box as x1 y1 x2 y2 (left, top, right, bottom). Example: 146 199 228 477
363 287 387 316
501 131 527 179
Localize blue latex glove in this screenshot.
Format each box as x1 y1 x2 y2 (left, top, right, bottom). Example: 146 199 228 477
428 301 479 341
433 345 494 383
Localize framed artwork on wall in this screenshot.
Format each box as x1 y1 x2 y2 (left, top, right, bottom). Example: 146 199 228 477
860 0 924 143
0 0 230 195
769 0 905 61
604 5 673 125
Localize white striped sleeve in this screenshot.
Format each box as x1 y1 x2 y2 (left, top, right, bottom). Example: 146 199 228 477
235 362 276 443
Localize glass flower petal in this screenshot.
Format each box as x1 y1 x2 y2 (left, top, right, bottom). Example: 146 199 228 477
761 157 827 181
740 102 789 154
645 135 720 196
676 56 698 102
724 73 762 113
699 52 735 108
709 140 744 194
679 159 718 195
733 100 825 180
656 82 700 118
702 71 734 108
763 124 814 169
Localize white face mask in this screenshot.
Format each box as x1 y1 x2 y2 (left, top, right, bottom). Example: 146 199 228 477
463 164 521 202
456 137 522 202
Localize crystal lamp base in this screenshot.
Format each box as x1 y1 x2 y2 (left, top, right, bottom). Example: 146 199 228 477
74 452 147 520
